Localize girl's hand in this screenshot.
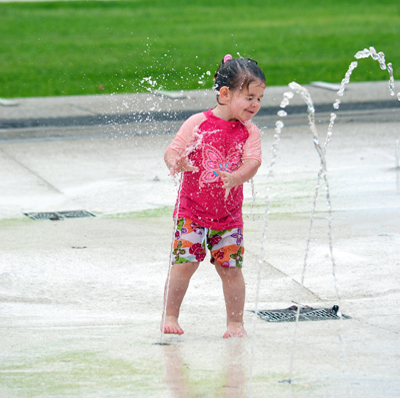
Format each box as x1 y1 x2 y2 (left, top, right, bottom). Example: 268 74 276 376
219 170 237 199
219 159 261 199
165 149 199 176
174 155 199 175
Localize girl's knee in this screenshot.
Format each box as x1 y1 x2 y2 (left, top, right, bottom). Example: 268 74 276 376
215 264 243 279
172 261 199 277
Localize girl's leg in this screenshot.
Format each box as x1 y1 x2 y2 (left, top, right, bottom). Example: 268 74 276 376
214 265 246 338
161 261 199 335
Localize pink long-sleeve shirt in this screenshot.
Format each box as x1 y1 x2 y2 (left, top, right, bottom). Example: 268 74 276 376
167 109 262 230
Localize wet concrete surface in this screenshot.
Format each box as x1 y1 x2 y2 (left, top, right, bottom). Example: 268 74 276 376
0 84 399 397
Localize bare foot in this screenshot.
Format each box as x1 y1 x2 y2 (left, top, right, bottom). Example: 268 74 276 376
223 321 247 338
161 315 184 335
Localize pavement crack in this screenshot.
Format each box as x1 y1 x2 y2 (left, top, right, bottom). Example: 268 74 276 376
0 147 63 194
245 248 324 303
351 316 400 336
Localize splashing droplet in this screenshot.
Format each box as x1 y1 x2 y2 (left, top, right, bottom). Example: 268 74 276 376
333 99 341 109
280 98 290 108
277 110 287 117
387 63 395 96
354 48 370 59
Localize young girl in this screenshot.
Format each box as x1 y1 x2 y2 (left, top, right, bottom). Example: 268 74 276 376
162 54 266 338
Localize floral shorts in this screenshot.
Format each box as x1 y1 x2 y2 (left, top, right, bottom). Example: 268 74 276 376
172 218 244 268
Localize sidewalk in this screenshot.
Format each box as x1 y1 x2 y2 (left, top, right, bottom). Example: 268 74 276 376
0 83 399 397
1 81 399 141
1 81 398 120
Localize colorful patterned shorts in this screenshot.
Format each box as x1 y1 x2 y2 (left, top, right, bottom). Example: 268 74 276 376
172 218 244 268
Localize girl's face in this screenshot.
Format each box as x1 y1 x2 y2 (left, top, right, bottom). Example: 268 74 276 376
228 80 265 122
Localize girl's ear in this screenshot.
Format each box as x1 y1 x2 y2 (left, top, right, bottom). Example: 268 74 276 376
219 86 230 102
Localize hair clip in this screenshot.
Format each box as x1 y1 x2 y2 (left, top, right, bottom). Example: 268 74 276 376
223 54 232 63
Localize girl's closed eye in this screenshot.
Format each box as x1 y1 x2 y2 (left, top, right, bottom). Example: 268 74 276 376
248 95 263 101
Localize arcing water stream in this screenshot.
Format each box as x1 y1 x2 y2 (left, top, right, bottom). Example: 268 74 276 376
249 46 400 394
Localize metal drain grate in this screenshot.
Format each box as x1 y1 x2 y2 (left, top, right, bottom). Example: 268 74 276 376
254 306 350 323
24 210 95 221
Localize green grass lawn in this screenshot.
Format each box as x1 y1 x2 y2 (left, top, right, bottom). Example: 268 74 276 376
1 0 399 98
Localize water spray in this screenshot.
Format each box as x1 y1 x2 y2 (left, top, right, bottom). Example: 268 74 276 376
160 173 185 345
250 46 399 393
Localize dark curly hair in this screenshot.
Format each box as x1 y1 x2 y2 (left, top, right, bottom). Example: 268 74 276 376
213 56 266 95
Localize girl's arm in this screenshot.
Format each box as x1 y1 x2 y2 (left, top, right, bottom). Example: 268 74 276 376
164 148 199 176
165 113 206 176
219 159 260 199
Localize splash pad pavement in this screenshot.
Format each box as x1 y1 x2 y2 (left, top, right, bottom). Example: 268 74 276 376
0 81 399 397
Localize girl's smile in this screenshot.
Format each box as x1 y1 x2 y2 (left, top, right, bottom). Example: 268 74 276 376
213 81 266 122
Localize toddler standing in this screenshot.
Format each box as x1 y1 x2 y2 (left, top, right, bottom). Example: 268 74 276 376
162 55 266 338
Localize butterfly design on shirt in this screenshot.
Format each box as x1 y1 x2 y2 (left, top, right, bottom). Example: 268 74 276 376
200 144 241 187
